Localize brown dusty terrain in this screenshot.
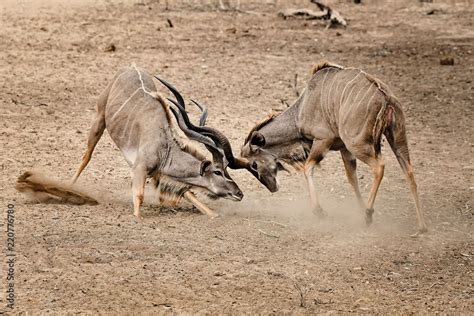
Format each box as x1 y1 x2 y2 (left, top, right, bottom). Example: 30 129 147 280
0 0 473 313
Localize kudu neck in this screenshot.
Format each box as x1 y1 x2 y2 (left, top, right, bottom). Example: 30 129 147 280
161 144 202 179
259 98 301 147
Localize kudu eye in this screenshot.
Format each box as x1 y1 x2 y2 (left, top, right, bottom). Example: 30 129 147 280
251 161 258 170
213 170 222 176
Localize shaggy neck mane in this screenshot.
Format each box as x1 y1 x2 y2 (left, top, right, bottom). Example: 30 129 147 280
244 114 276 144
311 60 344 75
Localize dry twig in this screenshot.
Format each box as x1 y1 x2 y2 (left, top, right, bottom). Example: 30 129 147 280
258 229 280 238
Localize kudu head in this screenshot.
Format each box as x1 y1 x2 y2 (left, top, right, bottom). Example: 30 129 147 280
155 76 244 201
189 159 243 201
240 131 287 193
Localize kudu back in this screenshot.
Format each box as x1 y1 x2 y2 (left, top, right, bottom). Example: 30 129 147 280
241 61 427 235
73 65 242 218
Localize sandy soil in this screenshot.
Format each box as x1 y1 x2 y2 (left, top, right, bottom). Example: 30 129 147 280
1 0 473 313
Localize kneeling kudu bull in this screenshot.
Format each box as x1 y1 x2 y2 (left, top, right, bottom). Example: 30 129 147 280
72 66 243 218
240 61 428 235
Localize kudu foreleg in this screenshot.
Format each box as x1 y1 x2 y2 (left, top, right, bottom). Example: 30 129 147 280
183 191 218 218
132 165 147 219
304 139 334 217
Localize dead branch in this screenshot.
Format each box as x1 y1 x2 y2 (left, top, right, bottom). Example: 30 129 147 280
291 277 310 308
278 8 326 20
310 0 347 27
279 1 347 27
244 218 288 228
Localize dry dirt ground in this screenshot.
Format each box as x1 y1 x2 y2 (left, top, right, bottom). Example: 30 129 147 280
1 0 473 313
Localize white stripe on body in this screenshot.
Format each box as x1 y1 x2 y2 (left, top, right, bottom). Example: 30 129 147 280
110 67 157 137
339 71 362 109
343 81 374 123
339 72 362 112
324 70 340 123
109 67 164 166
133 64 157 98
320 70 330 110
119 96 143 141
332 70 346 106
346 80 372 112
105 70 132 106
362 88 379 121
110 88 141 121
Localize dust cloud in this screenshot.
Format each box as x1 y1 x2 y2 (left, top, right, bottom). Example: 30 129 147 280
15 169 99 205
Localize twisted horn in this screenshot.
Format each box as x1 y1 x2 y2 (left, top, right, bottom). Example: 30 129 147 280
191 99 208 127
185 99 254 171
168 105 225 165
155 75 252 172
154 75 185 109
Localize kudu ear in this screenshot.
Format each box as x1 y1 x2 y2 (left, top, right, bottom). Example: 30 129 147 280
249 131 265 152
200 160 212 176
277 161 292 174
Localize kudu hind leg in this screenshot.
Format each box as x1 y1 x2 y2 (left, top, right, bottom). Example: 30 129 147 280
72 114 106 183
386 131 428 233
353 149 385 225
340 148 365 211
304 139 334 217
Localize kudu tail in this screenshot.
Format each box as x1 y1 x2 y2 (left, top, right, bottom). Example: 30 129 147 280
372 97 393 156
380 99 411 170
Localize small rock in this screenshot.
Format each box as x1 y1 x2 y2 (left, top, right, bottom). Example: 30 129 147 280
104 43 116 52
440 57 454 66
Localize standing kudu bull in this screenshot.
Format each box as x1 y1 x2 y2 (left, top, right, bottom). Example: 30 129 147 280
72 65 243 218
240 61 428 235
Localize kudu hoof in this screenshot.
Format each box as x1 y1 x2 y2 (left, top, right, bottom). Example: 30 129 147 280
133 212 144 221
312 206 327 218
365 208 374 226
410 226 428 238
